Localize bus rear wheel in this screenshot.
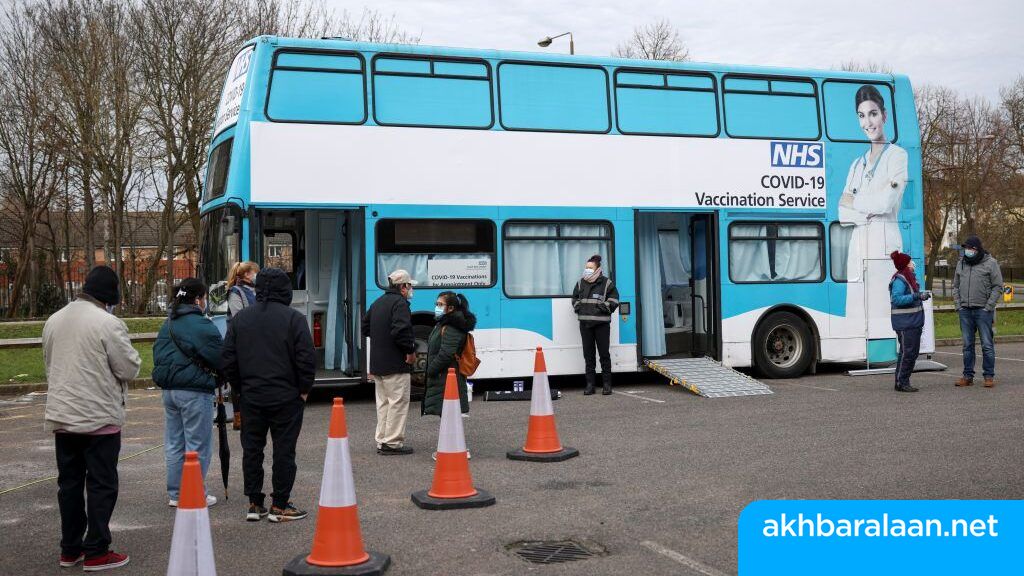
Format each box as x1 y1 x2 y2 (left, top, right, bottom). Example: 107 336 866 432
753 311 814 379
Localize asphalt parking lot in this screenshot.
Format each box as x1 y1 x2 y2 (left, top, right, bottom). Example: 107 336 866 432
1 343 1022 575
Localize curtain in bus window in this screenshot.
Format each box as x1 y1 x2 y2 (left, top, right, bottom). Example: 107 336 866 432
729 224 772 282
637 214 666 356
558 224 611 294
504 223 611 296
774 224 822 281
830 223 854 281
504 239 562 296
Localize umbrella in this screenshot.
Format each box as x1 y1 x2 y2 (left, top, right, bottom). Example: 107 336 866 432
215 383 230 500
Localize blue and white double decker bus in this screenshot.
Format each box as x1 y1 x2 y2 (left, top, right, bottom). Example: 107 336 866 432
199 35 930 385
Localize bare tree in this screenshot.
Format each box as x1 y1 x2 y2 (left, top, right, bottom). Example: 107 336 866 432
334 7 420 43
0 2 63 316
836 60 895 75
614 19 689 61
36 0 107 270
129 0 240 312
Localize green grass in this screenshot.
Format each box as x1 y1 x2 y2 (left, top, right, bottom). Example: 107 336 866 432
0 343 154 384
0 317 164 340
933 309 1024 340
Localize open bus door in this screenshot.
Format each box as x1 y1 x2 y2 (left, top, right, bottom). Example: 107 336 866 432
257 209 363 382
635 211 719 361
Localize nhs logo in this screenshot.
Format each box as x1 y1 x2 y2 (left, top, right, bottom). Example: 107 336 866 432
770 141 823 168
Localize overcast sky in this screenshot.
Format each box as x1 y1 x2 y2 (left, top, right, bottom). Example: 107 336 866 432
324 0 1022 103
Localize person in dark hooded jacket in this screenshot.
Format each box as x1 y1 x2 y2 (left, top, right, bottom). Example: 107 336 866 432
222 267 315 523
422 291 475 417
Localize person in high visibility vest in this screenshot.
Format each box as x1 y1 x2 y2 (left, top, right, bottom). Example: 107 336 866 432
572 255 620 395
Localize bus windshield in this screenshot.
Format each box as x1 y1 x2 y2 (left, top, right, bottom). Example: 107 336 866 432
199 205 242 314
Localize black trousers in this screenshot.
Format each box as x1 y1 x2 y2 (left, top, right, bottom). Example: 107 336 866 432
580 322 612 382
55 432 121 559
241 397 305 509
895 327 922 388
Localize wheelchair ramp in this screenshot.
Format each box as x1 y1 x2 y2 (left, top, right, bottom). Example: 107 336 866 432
645 357 773 398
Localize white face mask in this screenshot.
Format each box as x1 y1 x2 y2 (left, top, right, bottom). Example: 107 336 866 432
405 287 414 300
105 304 116 314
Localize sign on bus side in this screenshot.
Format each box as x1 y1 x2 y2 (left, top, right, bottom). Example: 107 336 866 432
214 46 255 137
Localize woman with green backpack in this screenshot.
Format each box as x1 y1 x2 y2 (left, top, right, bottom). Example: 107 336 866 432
422 291 477 419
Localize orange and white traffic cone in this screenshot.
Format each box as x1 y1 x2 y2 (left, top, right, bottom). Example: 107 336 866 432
166 451 216 576
284 398 391 576
507 347 579 462
412 368 495 510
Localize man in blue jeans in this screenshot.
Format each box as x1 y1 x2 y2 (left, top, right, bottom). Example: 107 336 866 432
952 235 1004 387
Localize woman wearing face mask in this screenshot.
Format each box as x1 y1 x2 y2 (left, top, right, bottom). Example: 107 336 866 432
226 261 260 319
572 255 620 395
888 252 930 392
225 261 258 429
836 85 908 332
422 292 475 423
152 278 224 508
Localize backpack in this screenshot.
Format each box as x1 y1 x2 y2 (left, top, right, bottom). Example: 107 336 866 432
442 327 481 377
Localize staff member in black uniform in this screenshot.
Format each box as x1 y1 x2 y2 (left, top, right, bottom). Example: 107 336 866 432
572 255 619 395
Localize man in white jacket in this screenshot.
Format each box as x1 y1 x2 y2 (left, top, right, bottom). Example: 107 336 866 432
43 266 141 572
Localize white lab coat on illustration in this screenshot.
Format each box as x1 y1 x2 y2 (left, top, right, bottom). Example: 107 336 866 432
835 144 909 340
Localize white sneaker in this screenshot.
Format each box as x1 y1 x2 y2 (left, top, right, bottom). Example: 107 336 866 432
168 494 218 508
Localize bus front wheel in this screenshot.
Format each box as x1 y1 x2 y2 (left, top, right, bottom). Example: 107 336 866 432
753 311 814 379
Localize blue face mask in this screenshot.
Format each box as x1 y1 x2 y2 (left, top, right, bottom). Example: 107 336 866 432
105 304 115 314
964 249 977 258
434 305 445 319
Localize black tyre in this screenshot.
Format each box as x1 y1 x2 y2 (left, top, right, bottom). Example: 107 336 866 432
752 311 814 379
410 324 432 400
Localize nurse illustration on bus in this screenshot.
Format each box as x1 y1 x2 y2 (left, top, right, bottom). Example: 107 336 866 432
836 84 908 331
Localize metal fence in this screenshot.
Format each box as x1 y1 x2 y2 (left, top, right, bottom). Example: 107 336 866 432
926 264 1021 298
0 258 195 317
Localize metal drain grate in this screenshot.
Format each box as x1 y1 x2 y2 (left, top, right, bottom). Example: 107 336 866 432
509 540 597 565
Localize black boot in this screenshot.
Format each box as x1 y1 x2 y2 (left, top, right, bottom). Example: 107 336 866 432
601 372 612 395
583 373 596 396
895 384 919 393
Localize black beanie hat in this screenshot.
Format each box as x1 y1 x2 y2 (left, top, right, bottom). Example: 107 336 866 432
83 266 120 305
961 235 983 251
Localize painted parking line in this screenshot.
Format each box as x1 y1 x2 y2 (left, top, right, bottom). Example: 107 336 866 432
932 351 1024 363
640 540 729 576
0 444 163 496
612 390 667 403
776 381 839 392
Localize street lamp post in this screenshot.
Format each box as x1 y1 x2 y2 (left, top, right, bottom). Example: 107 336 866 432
537 32 574 55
